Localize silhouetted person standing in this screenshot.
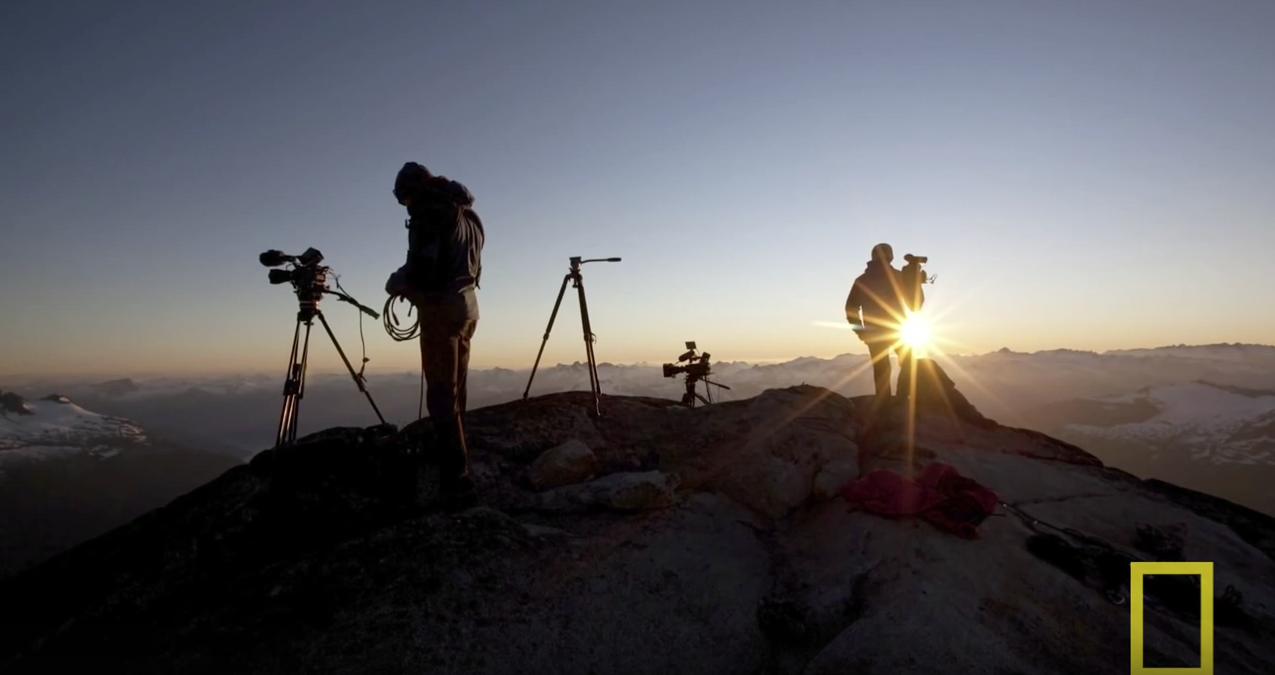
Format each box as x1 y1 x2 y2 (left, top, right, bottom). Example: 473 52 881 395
846 243 908 406
386 162 484 505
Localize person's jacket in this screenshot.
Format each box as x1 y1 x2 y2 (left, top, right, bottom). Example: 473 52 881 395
387 177 484 310
846 260 908 330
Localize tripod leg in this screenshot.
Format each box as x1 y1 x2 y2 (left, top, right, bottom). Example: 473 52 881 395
277 318 313 447
316 311 387 425
523 273 572 400
290 322 313 444
575 277 602 417
275 318 305 448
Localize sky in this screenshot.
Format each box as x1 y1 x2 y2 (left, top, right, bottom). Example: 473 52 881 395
2 0 1273 378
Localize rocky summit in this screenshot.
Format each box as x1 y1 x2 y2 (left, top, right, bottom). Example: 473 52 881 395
1 360 1273 675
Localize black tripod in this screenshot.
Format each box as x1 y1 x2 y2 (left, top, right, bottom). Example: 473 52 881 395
682 373 731 408
523 256 620 417
275 289 386 448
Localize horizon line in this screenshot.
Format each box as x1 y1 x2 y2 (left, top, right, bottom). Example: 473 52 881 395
3 342 1272 382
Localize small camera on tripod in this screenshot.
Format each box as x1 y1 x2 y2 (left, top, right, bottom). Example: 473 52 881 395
663 341 712 379
662 341 730 408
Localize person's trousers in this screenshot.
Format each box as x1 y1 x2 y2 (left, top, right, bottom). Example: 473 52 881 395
418 312 477 481
895 345 916 400
862 331 898 401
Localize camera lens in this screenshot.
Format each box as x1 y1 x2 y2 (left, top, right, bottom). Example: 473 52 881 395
268 269 294 285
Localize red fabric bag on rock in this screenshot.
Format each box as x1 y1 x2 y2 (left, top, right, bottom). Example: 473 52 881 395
840 462 999 539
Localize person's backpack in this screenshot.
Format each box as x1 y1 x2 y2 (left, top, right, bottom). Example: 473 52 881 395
848 265 908 328
402 181 483 294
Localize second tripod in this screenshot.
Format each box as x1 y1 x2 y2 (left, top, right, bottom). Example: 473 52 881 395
523 256 621 417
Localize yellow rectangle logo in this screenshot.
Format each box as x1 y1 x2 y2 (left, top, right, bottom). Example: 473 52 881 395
1130 561 1213 674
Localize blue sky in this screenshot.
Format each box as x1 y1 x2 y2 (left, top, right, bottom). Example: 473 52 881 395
2 0 1273 377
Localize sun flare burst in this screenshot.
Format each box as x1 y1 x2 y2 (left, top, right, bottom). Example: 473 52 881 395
898 312 933 351
801 278 1021 456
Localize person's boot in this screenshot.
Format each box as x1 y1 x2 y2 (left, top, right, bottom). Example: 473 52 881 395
439 472 477 510
434 418 477 509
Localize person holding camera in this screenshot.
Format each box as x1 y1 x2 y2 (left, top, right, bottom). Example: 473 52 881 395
385 161 485 505
845 243 912 407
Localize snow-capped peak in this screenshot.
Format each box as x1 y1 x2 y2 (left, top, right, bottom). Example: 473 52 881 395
0 392 150 465
1063 381 1275 465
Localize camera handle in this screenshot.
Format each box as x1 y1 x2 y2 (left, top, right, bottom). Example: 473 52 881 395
323 288 381 319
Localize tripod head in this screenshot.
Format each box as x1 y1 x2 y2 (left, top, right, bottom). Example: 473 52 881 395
259 248 380 320
568 256 621 274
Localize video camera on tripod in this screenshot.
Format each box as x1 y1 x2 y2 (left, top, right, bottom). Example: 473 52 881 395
258 247 389 448
261 247 328 304
900 253 936 312
662 341 730 408
260 248 379 318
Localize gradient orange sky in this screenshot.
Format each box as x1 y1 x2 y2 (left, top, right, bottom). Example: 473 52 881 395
3 2 1273 379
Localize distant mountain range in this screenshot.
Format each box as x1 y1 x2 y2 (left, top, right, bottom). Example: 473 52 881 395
12 342 1269 442
3 342 1273 516
0 392 243 577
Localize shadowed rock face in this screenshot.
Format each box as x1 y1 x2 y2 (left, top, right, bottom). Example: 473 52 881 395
1 363 1274 675
0 391 32 417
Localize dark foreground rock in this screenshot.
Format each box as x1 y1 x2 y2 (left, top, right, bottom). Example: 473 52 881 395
1 362 1273 674
0 447 244 578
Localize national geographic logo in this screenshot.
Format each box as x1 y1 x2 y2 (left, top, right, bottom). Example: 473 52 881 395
1130 562 1214 674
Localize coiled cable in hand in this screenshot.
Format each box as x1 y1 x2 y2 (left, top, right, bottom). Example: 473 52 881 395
382 294 420 342
383 293 426 421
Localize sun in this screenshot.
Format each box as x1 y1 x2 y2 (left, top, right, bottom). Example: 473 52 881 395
898 312 933 351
